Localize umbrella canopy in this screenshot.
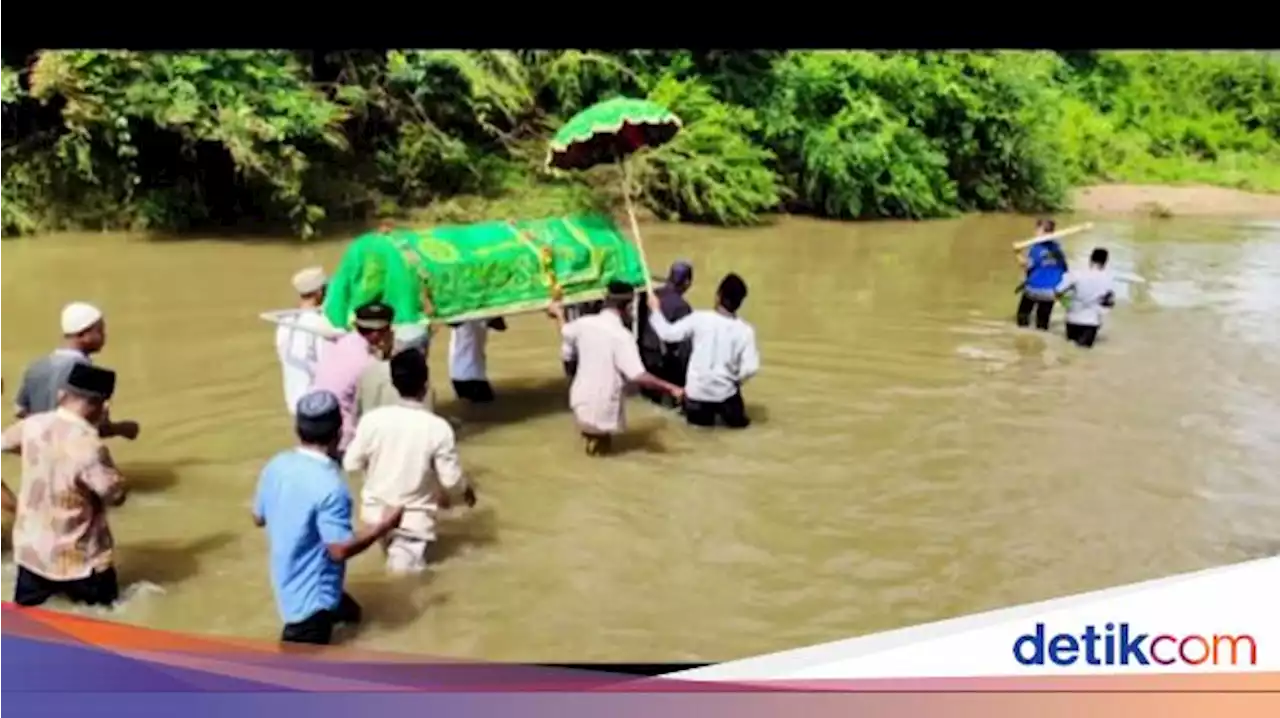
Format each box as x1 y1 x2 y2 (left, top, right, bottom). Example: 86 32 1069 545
547 97 682 171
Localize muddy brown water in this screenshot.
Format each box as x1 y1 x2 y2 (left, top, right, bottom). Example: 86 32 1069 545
3 214 1279 661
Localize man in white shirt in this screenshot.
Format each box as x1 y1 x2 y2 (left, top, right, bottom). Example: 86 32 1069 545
647 272 760 429
1055 247 1117 349
343 348 476 574
448 318 507 403
275 267 333 415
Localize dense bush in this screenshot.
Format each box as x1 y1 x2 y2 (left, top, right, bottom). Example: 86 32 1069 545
3 50 1278 238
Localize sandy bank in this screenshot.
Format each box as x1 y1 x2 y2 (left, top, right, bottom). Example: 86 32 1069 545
1072 184 1280 218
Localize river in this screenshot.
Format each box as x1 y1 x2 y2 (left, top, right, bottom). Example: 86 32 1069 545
2 214 1278 661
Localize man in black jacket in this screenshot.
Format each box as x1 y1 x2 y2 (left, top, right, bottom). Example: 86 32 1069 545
638 261 695 408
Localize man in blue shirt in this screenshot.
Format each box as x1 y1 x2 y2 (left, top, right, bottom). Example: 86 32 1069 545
1015 219 1070 331
253 390 403 646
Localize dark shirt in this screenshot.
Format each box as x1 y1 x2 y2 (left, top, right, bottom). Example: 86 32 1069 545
16 349 91 416
639 286 693 361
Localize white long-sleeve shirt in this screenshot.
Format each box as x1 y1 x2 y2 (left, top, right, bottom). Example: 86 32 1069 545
648 309 760 403
274 309 332 414
1056 268 1116 327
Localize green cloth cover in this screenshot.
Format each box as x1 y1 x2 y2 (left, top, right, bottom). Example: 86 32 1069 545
323 214 646 329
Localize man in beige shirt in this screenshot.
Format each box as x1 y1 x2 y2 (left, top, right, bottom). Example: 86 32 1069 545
343 348 475 574
549 281 683 456
2 363 128 607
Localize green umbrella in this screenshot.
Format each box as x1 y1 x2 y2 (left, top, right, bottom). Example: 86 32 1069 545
547 97 682 295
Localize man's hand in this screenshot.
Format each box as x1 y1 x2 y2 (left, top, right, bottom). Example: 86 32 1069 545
113 420 141 441
462 486 477 508
669 386 685 402
546 299 565 321
433 488 452 510
646 291 661 313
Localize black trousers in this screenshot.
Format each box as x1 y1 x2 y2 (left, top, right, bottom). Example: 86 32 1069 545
1065 323 1100 348
281 592 363 646
453 379 495 403
13 566 120 607
1016 293 1055 330
685 392 750 429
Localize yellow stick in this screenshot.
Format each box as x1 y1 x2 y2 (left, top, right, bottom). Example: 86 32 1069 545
620 160 655 296
1012 222 1095 251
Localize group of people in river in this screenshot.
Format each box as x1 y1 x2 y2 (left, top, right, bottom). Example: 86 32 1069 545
0 258 762 646
0 216 1116 646
1014 218 1118 348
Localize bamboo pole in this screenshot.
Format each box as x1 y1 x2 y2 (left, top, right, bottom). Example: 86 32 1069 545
620 159 656 297
1011 222 1095 251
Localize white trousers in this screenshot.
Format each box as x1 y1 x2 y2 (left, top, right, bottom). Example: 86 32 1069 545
361 499 438 575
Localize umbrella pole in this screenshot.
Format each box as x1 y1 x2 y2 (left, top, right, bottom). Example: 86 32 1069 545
620 159 656 297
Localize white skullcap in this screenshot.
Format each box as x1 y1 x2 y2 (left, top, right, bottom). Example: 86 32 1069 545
292 267 328 295
61 302 104 335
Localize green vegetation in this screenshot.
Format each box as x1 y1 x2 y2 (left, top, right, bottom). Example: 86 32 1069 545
3 50 1278 238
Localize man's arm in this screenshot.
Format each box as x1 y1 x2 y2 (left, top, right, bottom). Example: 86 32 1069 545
316 489 400 563
252 472 268 527
432 424 467 493
646 296 697 343
2 420 25 455
1054 272 1076 299
618 340 682 398
78 445 128 507
431 423 475 507
737 326 761 384
2 483 17 513
99 419 141 441
1101 279 1117 308
14 396 30 419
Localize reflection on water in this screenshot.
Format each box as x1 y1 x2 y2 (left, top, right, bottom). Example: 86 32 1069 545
2 214 1279 660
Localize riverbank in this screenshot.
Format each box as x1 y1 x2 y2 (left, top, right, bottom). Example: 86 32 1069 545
1072 184 1280 219
407 181 1280 231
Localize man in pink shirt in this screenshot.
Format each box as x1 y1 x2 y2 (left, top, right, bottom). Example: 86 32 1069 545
310 301 396 453
549 281 683 456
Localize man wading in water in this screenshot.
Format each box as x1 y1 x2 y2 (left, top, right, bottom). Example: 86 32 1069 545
254 390 403 646
3 364 128 607
344 348 476 574
1056 247 1117 349
647 272 760 429
448 317 507 404
548 281 684 456
638 261 695 410
1014 219 1070 331
14 302 140 441
276 267 334 416
310 301 395 456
